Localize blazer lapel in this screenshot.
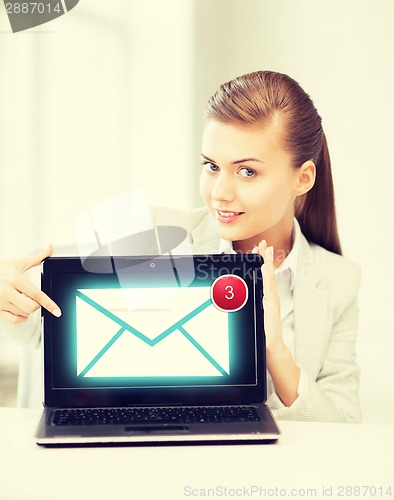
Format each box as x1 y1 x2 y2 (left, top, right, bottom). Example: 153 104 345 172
293 235 328 379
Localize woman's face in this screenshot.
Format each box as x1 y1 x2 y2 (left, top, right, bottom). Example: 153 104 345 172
200 119 301 251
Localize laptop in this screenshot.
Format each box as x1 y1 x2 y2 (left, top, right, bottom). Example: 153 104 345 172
35 254 280 446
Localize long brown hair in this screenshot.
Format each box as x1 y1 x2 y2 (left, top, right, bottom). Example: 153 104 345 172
206 70 342 255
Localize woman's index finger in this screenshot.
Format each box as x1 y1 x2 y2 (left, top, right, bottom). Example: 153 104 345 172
16 275 62 317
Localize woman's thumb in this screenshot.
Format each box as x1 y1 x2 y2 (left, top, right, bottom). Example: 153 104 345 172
22 244 54 272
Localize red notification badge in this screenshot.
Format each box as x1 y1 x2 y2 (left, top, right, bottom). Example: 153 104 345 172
211 274 248 312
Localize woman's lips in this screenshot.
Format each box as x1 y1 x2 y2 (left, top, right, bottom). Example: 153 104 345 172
216 210 244 224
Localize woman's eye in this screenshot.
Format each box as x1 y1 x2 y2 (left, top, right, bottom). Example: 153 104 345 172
239 167 255 178
202 162 219 173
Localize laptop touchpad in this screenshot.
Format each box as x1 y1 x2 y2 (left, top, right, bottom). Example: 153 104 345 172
125 425 190 433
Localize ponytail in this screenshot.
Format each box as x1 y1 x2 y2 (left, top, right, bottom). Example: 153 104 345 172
295 134 342 255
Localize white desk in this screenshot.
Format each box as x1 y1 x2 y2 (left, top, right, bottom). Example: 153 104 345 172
0 408 393 500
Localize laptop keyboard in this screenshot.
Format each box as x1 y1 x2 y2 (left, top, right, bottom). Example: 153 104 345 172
51 406 260 426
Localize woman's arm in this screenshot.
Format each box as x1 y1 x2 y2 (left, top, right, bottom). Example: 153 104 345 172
256 243 301 407
258 241 361 422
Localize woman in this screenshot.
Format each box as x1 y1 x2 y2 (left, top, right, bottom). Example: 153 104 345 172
0 71 361 422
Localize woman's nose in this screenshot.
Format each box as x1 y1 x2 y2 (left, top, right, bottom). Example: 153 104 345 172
211 173 234 202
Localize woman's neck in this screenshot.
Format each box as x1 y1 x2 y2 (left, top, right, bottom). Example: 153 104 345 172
232 217 294 269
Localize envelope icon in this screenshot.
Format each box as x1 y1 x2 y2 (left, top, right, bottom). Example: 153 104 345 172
76 287 230 378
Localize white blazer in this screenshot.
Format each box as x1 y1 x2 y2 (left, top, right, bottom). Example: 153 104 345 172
1 206 362 422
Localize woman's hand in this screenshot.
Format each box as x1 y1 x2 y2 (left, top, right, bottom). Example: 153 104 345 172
0 245 61 325
254 240 286 354
253 240 300 407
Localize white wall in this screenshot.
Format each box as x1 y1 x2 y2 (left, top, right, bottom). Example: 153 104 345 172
0 0 193 257
193 0 394 424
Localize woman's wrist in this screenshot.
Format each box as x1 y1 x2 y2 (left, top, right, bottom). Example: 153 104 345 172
266 345 301 407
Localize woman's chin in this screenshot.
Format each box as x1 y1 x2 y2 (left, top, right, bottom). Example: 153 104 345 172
214 221 249 242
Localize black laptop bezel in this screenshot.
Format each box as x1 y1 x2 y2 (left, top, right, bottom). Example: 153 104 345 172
41 254 266 408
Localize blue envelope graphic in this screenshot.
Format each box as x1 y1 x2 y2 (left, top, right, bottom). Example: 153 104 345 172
76 287 230 378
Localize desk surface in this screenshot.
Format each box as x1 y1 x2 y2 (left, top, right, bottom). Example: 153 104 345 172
0 408 393 500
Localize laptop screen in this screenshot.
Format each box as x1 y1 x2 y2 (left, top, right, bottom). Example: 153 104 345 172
42 255 266 407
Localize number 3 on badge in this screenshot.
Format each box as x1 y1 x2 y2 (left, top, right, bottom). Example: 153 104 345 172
211 274 248 312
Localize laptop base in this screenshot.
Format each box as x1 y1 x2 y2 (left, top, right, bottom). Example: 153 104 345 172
36 404 280 446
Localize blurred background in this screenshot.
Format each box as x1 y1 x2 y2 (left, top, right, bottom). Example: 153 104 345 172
0 0 393 422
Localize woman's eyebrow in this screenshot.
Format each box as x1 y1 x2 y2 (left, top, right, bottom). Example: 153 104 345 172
201 154 265 165
201 154 216 163
232 157 266 165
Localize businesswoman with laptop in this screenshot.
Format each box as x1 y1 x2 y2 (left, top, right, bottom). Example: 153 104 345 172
0 70 361 423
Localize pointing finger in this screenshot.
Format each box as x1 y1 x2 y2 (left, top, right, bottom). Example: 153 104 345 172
15 275 61 317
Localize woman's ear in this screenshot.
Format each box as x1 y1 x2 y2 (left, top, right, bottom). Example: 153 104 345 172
294 160 316 196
